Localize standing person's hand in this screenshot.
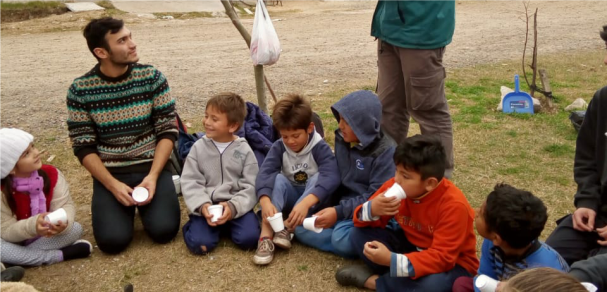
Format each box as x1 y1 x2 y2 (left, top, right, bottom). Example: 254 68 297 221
596 225 607 246
363 241 391 266
370 193 401 217
572 207 596 232
136 175 158 206
108 180 135 206
314 207 338 229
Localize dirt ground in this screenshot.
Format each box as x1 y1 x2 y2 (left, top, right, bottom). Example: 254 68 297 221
0 1 605 291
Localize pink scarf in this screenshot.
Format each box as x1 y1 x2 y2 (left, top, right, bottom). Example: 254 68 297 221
12 171 46 216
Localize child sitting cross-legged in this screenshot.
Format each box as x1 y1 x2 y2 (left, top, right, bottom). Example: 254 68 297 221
452 183 569 292
336 135 479 291
253 94 339 265
181 93 260 254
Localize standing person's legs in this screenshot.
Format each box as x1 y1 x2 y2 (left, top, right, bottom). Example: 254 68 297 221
377 40 409 143
91 177 135 254
398 47 454 178
229 211 261 250
546 215 602 265
138 170 181 244
182 215 220 254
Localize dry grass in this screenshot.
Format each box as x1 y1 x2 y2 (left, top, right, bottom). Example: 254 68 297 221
14 48 607 291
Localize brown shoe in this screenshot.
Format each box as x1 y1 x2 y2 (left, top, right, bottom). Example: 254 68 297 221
253 238 275 265
273 229 292 249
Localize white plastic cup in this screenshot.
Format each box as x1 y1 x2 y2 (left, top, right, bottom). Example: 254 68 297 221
267 212 284 232
132 187 149 203
44 208 67 225
384 183 406 200
208 205 223 222
172 175 181 194
303 216 323 233
475 275 498 292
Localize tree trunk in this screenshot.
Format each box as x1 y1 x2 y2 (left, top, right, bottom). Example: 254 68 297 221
220 0 267 113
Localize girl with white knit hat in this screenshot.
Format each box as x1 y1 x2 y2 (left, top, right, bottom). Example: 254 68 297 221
0 128 92 266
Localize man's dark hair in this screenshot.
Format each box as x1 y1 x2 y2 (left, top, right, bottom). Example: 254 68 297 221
272 94 312 131
83 17 124 60
484 183 548 249
393 134 446 181
601 25 607 42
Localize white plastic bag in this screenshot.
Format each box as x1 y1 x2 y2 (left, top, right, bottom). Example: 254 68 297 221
250 0 281 66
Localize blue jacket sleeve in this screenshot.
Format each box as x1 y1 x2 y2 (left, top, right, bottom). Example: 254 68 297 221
334 146 395 220
307 142 340 204
255 140 285 199
478 239 497 279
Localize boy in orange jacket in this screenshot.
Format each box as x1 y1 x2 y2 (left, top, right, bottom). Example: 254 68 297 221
335 135 478 291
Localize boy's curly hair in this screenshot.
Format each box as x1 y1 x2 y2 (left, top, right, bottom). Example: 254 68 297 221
484 183 547 249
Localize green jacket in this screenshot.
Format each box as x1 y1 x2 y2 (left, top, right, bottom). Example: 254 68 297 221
371 0 455 49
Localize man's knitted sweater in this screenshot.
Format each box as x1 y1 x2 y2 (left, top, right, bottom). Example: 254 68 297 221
66 63 177 169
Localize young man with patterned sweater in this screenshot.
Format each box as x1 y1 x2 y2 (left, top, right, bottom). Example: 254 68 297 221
66 17 180 254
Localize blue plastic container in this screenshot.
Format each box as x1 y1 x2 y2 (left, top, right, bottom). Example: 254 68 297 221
502 75 534 114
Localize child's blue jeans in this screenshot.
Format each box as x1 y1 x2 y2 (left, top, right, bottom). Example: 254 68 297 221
350 224 471 292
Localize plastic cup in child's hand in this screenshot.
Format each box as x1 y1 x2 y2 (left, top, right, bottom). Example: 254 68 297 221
208 205 224 223
384 183 406 200
303 216 323 233
44 208 67 225
132 187 149 203
475 275 499 292
267 212 284 232
172 175 181 195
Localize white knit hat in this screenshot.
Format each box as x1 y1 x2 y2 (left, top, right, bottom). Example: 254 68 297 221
0 128 34 179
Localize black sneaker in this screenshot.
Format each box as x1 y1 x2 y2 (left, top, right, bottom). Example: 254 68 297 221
1 266 25 282
61 240 92 261
335 265 374 288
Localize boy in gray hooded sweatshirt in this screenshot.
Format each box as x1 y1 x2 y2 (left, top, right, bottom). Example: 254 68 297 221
294 90 396 258
181 93 260 254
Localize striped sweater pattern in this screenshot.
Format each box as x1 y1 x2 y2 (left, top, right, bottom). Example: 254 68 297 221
66 63 177 168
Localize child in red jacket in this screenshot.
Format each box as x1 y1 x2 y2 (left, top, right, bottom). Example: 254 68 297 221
336 135 478 291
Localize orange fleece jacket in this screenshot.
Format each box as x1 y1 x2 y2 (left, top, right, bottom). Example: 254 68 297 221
353 178 479 279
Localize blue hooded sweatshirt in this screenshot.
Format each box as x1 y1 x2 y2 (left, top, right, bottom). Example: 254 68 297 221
330 90 396 220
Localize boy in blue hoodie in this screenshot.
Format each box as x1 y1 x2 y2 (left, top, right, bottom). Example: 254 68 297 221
294 90 396 258
253 94 340 265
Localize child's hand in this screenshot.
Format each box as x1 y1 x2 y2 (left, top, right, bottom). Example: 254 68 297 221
35 213 51 237
200 203 217 227
314 207 338 229
597 225 607 246
285 203 309 230
260 196 278 220
370 193 401 217
45 220 68 237
215 202 232 225
363 241 391 266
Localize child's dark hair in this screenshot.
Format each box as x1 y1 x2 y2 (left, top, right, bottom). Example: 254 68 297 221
83 17 124 61
601 25 607 42
393 134 446 181
272 94 312 131
206 92 247 127
1 170 50 215
503 268 587 292
484 183 547 249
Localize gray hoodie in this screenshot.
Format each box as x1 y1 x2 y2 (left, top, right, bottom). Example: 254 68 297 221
181 136 259 219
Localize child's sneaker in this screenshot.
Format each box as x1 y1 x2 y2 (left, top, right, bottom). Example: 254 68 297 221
61 239 92 261
273 229 292 249
253 238 275 265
